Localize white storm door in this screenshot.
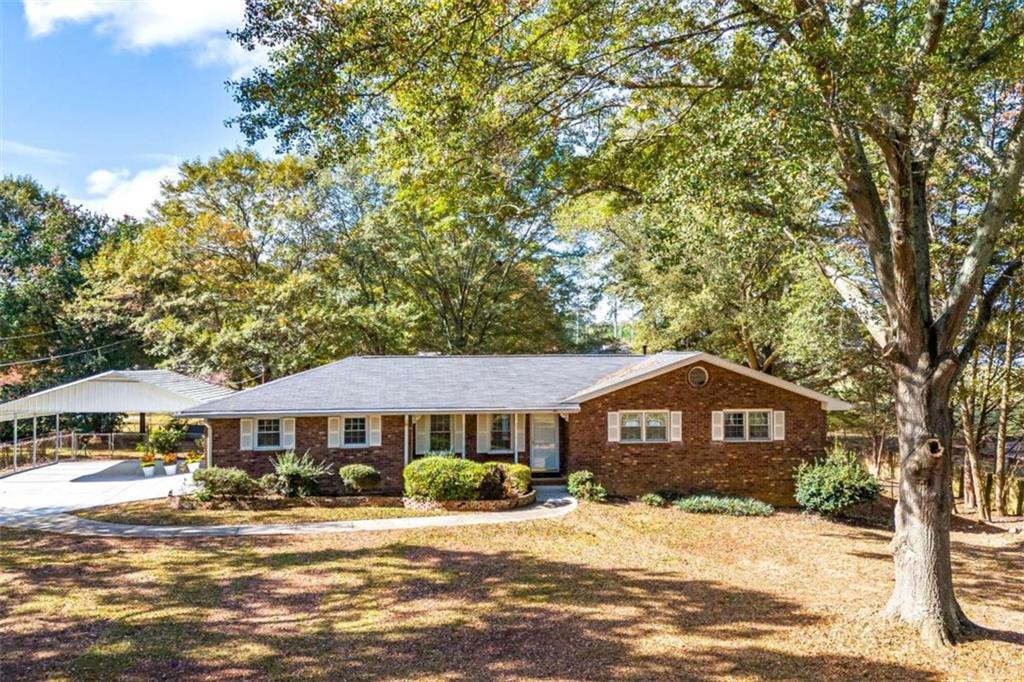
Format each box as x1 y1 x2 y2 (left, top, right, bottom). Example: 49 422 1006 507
530 414 560 472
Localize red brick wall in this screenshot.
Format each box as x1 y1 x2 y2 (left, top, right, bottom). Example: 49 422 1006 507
565 361 827 505
209 416 407 494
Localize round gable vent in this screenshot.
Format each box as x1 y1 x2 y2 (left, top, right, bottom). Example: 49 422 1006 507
688 366 709 388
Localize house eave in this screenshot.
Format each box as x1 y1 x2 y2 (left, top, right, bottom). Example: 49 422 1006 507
179 405 583 419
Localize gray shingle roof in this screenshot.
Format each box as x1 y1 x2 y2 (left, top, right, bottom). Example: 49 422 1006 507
179 355 642 416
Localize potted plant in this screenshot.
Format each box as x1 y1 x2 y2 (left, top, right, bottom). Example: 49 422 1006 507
162 452 179 475
139 452 156 478
185 452 203 474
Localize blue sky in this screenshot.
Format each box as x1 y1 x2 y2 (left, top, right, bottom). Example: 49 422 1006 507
0 1 267 217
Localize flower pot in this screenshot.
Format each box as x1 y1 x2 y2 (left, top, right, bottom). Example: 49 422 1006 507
186 461 201 473
142 466 155 478
163 461 178 475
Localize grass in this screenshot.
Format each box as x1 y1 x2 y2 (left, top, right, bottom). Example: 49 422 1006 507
2 501 1021 680
74 498 447 526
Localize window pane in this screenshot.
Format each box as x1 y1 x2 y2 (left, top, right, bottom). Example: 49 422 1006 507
620 412 643 442
344 417 367 445
724 412 745 440
257 419 280 447
430 414 452 451
645 412 668 441
490 414 511 450
748 411 770 440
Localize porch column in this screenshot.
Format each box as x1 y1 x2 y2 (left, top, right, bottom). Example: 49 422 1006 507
205 421 213 468
513 413 519 465
403 415 409 465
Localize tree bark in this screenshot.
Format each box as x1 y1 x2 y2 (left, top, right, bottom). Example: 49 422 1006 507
993 291 1015 516
883 372 972 647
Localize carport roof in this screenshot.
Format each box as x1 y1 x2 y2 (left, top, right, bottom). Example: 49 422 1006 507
0 370 235 420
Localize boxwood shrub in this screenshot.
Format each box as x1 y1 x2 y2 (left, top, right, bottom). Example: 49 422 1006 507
193 467 261 500
338 464 383 493
567 470 607 502
403 457 488 501
795 445 881 516
639 493 668 507
674 494 774 516
494 462 532 497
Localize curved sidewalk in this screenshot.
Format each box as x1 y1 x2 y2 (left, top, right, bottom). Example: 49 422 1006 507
1 487 576 538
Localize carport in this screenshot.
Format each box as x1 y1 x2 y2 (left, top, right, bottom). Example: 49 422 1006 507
0 370 234 470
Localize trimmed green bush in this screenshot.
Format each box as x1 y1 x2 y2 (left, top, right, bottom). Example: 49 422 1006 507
567 470 607 502
423 450 457 458
675 494 774 516
192 467 261 500
795 445 881 516
639 493 668 507
493 462 532 497
338 464 384 493
404 457 487 501
147 422 185 455
269 450 333 497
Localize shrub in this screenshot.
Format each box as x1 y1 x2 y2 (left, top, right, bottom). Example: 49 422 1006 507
639 493 667 507
795 445 881 516
147 423 185 456
674 494 774 516
257 473 279 495
423 450 457 458
193 467 261 500
404 457 487 501
338 464 383 493
269 450 333 497
478 463 507 500
492 462 532 497
567 470 607 502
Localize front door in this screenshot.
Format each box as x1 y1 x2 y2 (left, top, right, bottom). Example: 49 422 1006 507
530 414 560 472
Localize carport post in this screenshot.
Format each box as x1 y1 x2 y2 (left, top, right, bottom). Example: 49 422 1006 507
32 416 37 466
55 413 61 461
12 416 17 471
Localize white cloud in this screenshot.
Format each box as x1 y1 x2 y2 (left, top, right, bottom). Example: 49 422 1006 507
79 163 179 218
22 0 265 74
0 138 74 163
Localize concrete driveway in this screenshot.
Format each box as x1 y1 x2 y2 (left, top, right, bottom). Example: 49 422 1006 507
0 460 194 524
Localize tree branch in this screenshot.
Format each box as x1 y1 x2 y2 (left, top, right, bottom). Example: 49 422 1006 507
958 257 1023 366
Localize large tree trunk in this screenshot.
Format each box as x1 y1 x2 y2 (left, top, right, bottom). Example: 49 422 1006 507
883 372 972 646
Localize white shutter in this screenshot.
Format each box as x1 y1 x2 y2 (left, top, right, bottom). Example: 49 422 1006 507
369 415 382 446
415 415 429 454
454 414 465 456
239 418 254 450
773 411 785 441
711 411 724 441
327 417 341 448
670 411 683 442
607 412 620 442
515 413 526 453
281 418 296 450
477 414 490 454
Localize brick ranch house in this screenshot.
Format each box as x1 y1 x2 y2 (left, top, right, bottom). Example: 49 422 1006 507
179 352 850 505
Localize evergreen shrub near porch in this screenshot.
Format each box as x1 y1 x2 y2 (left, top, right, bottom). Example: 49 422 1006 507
403 457 532 502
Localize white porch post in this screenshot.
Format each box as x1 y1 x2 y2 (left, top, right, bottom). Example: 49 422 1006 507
205 421 213 468
55 413 61 461
513 413 519 465
403 415 409 465
12 416 18 471
32 416 37 465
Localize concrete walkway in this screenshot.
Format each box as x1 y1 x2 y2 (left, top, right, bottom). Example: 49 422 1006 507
0 460 576 537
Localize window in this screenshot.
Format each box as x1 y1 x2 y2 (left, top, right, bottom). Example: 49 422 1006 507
688 366 709 388
620 411 669 443
430 414 452 451
620 412 644 442
343 417 368 446
645 412 668 441
256 418 281 449
490 414 512 451
724 410 771 442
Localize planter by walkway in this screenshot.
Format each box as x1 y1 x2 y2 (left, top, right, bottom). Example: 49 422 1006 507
403 490 537 512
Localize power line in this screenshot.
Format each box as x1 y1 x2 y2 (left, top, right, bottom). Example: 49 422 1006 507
0 329 62 342
0 340 129 369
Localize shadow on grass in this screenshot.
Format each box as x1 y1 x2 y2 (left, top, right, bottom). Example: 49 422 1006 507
0 531 946 681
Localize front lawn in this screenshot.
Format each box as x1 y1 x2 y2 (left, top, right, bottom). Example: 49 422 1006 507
2 503 1020 680
74 498 447 526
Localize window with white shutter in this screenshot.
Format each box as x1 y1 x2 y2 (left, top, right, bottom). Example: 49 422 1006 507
670 411 683 442
327 417 341 448
773 411 785 441
607 412 620 442
240 418 254 450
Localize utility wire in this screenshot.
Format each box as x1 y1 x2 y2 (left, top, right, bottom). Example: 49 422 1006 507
0 329 63 342
0 340 129 369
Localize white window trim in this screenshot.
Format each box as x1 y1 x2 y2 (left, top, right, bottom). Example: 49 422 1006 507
722 409 773 443
254 418 284 451
488 413 514 453
341 415 369 449
617 409 671 444
429 414 453 452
